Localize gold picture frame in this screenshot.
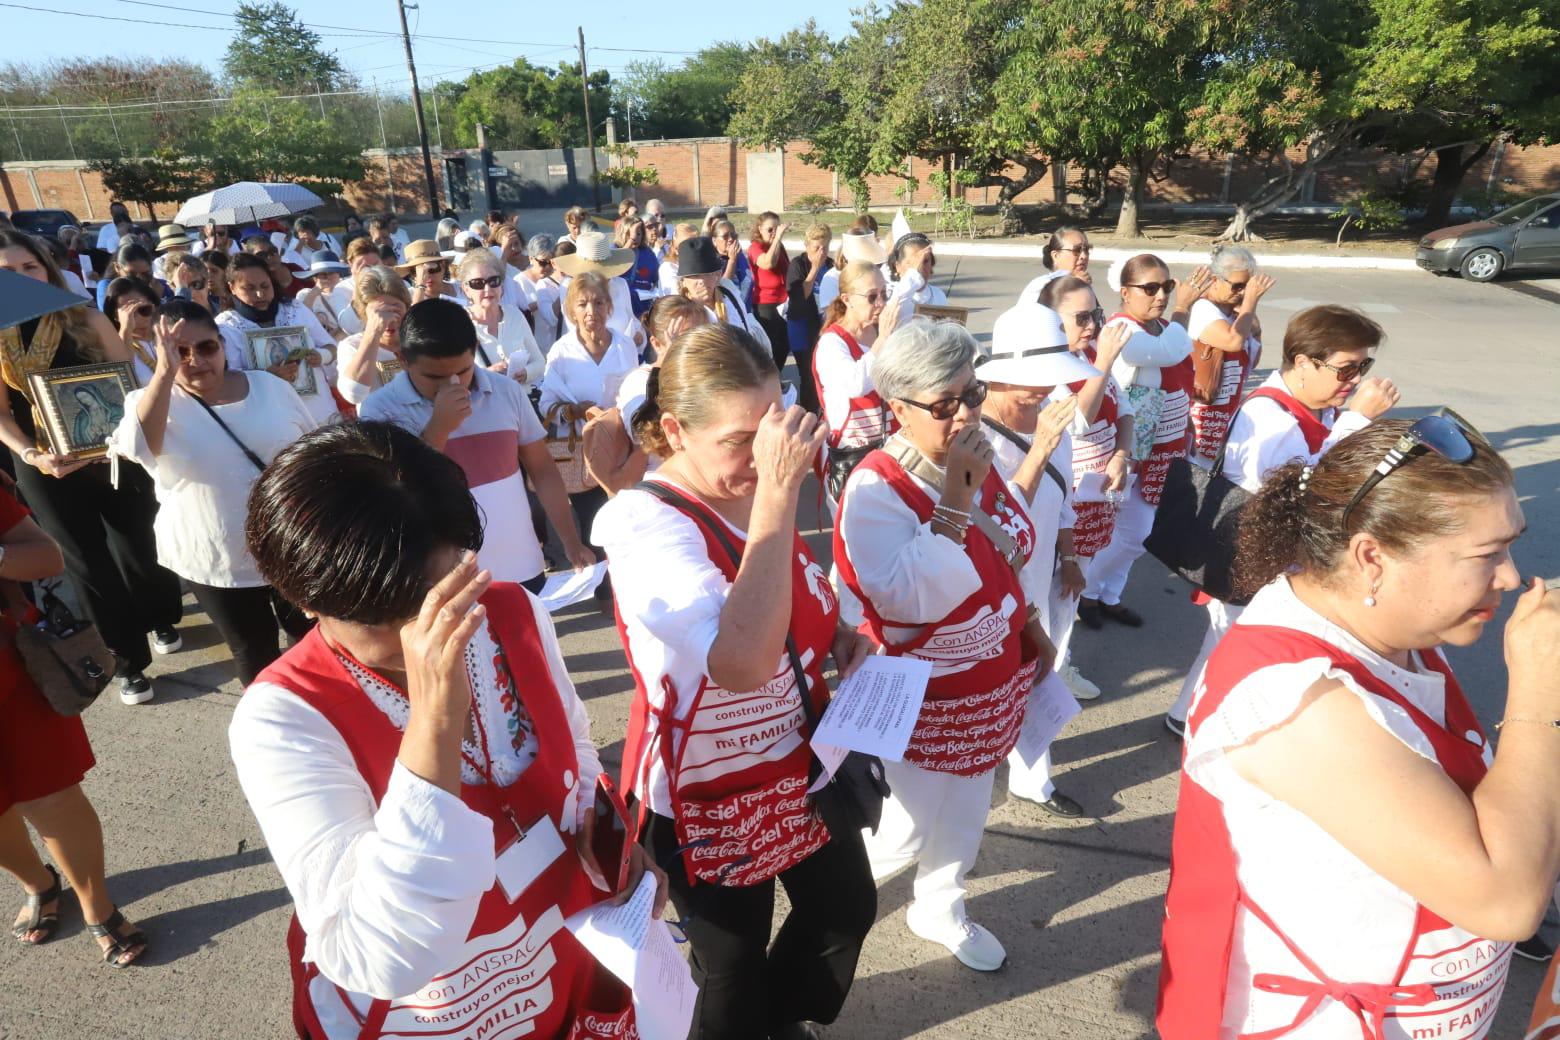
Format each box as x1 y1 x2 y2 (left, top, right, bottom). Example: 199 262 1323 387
242 325 319 397
27 361 137 461
376 358 404 384
914 303 970 326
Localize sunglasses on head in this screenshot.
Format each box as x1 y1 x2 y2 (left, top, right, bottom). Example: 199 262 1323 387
465 275 504 290
1125 279 1176 297
899 379 989 421
1341 408 1484 527
1314 355 1376 383
178 340 224 361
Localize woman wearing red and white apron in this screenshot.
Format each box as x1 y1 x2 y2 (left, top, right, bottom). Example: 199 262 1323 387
814 260 903 506
1185 246 1271 467
230 422 663 1040
1080 255 1211 629
836 318 1054 973
1160 416 1560 1039
1037 275 1136 689
594 324 877 1040
1166 305 1401 735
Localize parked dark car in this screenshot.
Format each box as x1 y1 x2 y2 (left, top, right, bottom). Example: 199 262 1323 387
7 208 83 240
1417 193 1560 282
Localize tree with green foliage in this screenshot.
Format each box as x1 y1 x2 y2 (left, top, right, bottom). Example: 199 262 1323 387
87 149 206 214
441 60 611 150
222 2 354 93
196 89 364 194
612 44 751 141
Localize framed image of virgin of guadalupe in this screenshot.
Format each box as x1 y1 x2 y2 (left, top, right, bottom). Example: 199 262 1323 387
914 303 970 326
243 325 319 397
27 361 137 461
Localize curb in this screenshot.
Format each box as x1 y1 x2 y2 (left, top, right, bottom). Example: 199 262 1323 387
782 238 1420 272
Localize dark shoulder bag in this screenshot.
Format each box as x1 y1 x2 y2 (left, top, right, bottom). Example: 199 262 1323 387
632 480 890 835
4 580 114 715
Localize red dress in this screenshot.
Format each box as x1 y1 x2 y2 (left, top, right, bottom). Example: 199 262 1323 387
0 488 95 817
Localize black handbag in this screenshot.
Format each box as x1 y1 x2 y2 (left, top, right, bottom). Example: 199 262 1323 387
1144 422 1252 605
824 441 880 503
5 581 115 716
632 480 891 835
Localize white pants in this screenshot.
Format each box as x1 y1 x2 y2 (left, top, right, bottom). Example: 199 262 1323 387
865 760 996 928
1169 599 1244 722
1008 669 1079 802
1047 554 1091 670
1084 486 1156 605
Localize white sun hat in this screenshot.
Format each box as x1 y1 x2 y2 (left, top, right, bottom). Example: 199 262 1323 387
980 304 1102 388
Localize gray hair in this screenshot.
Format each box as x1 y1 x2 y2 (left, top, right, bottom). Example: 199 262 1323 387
526 233 556 258
1210 243 1257 280
457 247 503 281
872 318 977 403
435 217 460 239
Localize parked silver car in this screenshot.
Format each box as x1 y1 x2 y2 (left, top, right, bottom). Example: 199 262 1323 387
1416 194 1560 282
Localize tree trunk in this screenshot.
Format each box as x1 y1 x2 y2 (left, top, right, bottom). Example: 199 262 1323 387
986 155 1048 237
943 152 955 202
1115 157 1146 239
1423 139 1494 229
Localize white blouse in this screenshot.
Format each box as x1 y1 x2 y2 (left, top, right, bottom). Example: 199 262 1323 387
887 269 948 326
107 372 318 587
1221 371 1371 493
470 303 544 386
814 327 881 450
1185 577 1505 1039
335 333 400 406
538 328 642 436
229 601 602 1021
985 420 1076 569
1106 316 1194 390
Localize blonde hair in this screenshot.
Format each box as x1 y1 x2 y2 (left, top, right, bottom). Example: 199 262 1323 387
672 222 699 245
634 324 776 458
344 236 380 265
821 261 884 327
565 270 614 320
351 264 412 319
457 248 503 283
805 222 832 246
644 294 708 352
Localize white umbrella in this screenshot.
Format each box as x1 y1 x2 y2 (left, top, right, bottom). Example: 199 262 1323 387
174 181 325 227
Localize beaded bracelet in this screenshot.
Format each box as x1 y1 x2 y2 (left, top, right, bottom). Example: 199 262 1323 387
933 503 971 522
1494 718 1560 730
931 507 970 534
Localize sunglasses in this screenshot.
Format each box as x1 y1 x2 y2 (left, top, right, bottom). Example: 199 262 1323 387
1341 409 1483 528
534 257 554 269
1314 356 1376 382
850 291 888 305
178 340 224 361
465 275 504 290
127 303 154 318
899 380 989 421
1072 307 1106 329
1125 280 1176 297
1057 244 1092 255
187 278 207 291
1225 279 1250 292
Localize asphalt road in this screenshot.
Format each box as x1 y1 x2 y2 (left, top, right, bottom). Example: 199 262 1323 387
1 258 1556 1040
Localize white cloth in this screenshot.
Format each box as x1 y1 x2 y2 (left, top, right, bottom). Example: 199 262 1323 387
888 269 947 326
61 269 91 299
1172 598 1242 723
538 328 641 436
1222 371 1372 493
517 275 564 354
656 261 680 296
866 759 997 928
335 304 363 337
107 372 317 587
814 327 884 451
470 304 544 387
1081 483 1153 605
1016 268 1065 305
230 601 601 1019
306 284 354 335
1106 316 1193 390
817 267 841 312
1186 577 1507 1039
615 364 651 440
334 332 397 406
215 302 340 428
289 234 343 265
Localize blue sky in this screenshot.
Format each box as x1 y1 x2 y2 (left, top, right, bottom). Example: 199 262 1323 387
14 0 856 88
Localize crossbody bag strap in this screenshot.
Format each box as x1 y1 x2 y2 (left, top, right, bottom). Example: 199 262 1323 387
632 480 824 735
979 415 1068 497
882 435 1021 567
189 391 267 471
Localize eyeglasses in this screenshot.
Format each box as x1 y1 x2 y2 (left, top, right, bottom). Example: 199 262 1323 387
850 291 888 305
178 340 224 361
1124 280 1176 297
1225 279 1250 291
534 257 554 269
1071 307 1106 329
465 275 504 290
898 380 989 421
1341 409 1482 528
1057 244 1092 255
1314 356 1376 383
127 303 153 318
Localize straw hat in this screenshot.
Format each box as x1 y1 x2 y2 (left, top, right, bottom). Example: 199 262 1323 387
840 228 888 266
553 229 634 278
394 239 447 274
154 223 196 253
979 304 1101 388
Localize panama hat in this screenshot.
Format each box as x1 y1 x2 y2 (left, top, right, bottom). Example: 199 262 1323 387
553 229 634 278
154 223 197 253
394 239 447 274
840 228 888 266
980 304 1101 388
304 250 350 278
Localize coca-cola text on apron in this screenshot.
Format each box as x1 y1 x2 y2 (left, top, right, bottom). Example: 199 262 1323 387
815 324 896 450
1190 325 1261 462
1111 312 1191 506
616 483 837 888
833 449 1039 776
258 583 622 1040
1158 624 1511 1040
1065 344 1124 558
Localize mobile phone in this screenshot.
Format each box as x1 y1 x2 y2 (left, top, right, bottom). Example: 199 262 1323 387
590 773 635 895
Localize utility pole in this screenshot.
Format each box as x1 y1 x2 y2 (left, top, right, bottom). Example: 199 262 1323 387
395 0 442 219
578 26 601 212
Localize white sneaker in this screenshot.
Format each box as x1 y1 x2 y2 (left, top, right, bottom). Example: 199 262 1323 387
1060 664 1101 701
117 671 154 706
906 910 1007 971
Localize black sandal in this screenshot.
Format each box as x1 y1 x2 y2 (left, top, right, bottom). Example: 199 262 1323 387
86 908 147 968
11 865 61 946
